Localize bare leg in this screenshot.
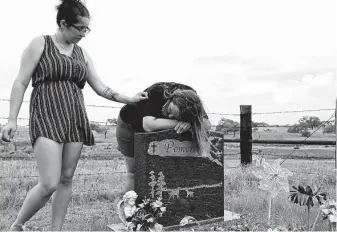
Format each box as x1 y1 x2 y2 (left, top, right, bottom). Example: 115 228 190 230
50 142 83 231
10 137 63 230
116 116 136 192
124 156 135 192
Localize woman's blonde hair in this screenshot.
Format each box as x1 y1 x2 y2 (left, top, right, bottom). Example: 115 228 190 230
162 89 210 156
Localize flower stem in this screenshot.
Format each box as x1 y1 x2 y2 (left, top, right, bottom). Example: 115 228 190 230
311 211 320 231
307 206 310 231
328 221 335 232
268 193 272 225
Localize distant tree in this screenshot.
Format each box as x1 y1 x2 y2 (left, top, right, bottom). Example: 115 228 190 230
90 123 110 139
287 124 304 133
252 121 269 127
90 123 100 131
298 116 321 130
215 118 239 137
322 120 333 129
252 121 269 134
301 129 311 137
106 118 117 125
323 124 336 134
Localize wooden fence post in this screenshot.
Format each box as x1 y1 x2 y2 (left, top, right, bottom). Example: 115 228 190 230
240 105 252 165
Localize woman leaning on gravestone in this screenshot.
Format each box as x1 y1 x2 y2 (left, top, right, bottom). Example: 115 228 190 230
116 82 212 192
0 0 148 230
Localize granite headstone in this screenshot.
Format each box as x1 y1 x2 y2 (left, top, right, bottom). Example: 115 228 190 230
134 129 224 227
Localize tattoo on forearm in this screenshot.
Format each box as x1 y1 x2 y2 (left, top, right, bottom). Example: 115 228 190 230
102 87 119 101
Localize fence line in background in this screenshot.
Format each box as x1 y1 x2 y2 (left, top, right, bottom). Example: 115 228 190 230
1 117 335 128
209 105 335 167
0 104 335 185
280 112 335 164
0 98 334 116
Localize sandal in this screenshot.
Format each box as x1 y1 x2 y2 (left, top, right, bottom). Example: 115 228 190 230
10 224 24 231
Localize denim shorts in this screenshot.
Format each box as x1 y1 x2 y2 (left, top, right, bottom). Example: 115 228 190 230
116 115 137 158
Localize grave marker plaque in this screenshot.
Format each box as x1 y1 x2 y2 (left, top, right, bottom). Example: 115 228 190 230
134 129 224 227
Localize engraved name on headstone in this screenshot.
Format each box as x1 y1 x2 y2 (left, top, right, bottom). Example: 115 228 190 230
147 139 198 157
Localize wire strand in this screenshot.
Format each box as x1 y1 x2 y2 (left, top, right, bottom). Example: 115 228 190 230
280 112 336 165
0 99 333 116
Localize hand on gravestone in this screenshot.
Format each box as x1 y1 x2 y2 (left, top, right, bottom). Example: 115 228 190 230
175 121 191 134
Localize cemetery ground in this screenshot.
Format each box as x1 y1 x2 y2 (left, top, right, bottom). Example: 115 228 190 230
0 126 335 231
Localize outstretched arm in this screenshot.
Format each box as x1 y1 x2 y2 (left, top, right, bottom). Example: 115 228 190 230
143 117 210 133
143 116 179 132
143 116 192 134
83 49 147 104
1 36 44 141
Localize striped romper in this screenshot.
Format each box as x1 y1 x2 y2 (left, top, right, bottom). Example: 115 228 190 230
29 35 95 146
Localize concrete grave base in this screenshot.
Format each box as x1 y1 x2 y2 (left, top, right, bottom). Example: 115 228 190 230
107 223 127 231
223 209 241 221
107 211 241 231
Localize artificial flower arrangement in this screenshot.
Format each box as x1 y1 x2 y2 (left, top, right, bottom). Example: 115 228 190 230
117 191 166 232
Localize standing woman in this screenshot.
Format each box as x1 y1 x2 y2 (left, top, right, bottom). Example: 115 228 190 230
0 0 147 230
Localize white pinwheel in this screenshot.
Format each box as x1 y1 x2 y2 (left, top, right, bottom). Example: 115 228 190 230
252 159 293 198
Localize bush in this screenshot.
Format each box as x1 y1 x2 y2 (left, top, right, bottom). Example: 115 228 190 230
301 130 311 137
323 125 336 134
287 124 302 133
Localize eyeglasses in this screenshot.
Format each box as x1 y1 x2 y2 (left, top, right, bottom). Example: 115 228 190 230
70 24 91 35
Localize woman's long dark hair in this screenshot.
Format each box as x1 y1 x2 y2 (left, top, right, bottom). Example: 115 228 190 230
162 89 210 156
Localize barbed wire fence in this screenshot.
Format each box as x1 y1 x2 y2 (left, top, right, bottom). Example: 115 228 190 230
0 99 336 196
212 111 335 167
0 98 335 126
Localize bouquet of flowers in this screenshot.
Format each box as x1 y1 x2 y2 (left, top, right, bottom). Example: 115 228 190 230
128 197 166 231
118 191 166 232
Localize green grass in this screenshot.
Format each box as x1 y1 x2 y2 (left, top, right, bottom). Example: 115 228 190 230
0 155 127 231
221 160 336 231
1 156 335 231
0 126 335 231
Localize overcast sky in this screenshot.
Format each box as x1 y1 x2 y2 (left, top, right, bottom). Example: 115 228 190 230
0 0 335 126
